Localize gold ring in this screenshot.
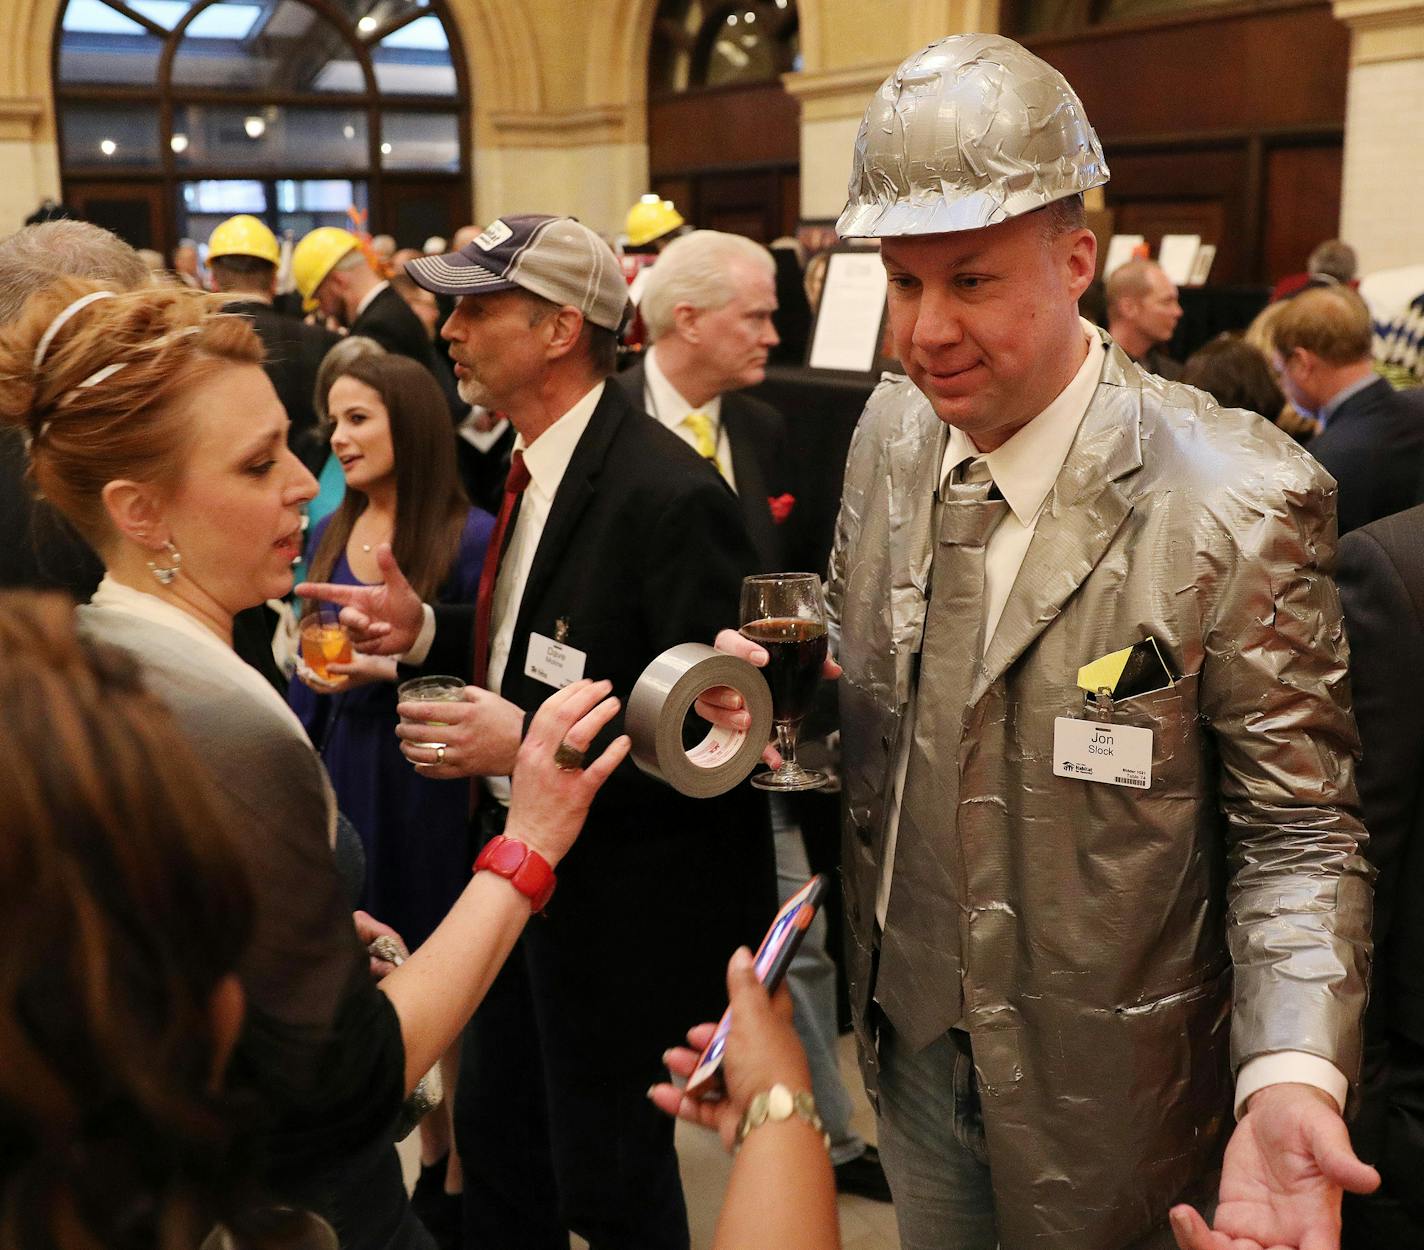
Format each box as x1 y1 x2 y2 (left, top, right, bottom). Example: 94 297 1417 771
435 744 446 765
553 739 585 771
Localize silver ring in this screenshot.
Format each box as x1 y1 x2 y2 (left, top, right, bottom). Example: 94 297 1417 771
553 739 585 771
435 744 446 765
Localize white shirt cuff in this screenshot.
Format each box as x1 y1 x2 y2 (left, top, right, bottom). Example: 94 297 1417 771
400 604 437 667
1234 1052 1348 1120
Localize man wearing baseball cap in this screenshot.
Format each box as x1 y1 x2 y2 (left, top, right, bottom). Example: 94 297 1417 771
299 214 775 1249
700 33 1375 1250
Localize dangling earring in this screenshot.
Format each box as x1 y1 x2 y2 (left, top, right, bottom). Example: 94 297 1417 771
146 540 182 586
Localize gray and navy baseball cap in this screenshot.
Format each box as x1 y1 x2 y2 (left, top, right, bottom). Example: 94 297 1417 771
407 214 632 333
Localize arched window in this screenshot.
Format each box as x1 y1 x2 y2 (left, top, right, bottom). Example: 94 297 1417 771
54 0 469 255
650 0 799 95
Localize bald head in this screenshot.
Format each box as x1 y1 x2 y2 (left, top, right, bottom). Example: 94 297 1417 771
0 220 150 325
1106 259 1182 359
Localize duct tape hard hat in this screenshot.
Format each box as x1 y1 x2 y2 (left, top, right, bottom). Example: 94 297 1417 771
625 195 685 248
292 226 360 311
208 214 280 266
836 33 1109 238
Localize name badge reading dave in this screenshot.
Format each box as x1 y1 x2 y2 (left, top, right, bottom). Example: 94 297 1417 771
1053 717 1153 789
524 632 587 689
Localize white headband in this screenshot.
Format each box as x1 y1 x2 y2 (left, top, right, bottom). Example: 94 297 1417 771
32 289 116 370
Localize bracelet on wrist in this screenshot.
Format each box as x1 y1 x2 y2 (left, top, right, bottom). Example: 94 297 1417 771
473 835 556 912
735 1083 829 1151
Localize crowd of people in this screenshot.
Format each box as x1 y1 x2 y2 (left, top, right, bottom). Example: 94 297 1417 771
4 26 1424 1250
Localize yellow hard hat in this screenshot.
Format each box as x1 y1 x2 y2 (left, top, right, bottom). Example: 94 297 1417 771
292 226 360 311
625 195 685 248
207 214 280 266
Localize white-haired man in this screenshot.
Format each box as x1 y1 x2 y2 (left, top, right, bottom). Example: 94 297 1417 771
615 229 794 569
615 231 891 1203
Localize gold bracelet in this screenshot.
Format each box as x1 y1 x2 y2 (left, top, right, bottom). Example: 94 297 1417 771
735 1083 830 1150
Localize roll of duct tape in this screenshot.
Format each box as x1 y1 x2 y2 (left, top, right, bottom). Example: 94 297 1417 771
626 643 773 798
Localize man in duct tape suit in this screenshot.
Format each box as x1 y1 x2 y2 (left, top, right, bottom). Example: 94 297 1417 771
706 34 1376 1250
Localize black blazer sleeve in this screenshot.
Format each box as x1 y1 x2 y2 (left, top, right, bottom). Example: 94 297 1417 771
407 603 476 681
1336 519 1424 956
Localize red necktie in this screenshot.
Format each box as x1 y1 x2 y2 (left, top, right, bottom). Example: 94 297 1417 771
473 450 531 690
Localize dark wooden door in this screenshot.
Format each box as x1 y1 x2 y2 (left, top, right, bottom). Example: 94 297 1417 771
64 180 165 251
375 175 469 249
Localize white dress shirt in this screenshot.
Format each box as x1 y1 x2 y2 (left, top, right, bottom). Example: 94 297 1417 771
641 345 737 491
405 381 605 803
870 325 1344 1116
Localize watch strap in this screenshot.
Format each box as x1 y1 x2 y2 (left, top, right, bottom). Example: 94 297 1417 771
473 834 556 912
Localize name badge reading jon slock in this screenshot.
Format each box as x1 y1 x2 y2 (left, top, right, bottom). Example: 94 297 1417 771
1052 717 1153 789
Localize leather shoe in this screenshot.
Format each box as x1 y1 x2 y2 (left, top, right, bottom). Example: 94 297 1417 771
834 1144 892 1203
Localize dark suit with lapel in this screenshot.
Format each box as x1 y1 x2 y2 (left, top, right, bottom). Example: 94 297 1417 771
1337 504 1424 1245
223 298 340 474
612 355 800 572
1309 376 1424 535
350 285 463 418
420 380 777 1249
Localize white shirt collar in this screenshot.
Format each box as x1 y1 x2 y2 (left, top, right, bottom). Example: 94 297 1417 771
354 279 390 321
941 321 1105 527
643 344 722 429
514 381 606 501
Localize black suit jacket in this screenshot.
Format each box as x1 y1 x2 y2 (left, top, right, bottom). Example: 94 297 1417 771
224 299 340 474
612 357 802 572
350 286 463 419
1337 504 1424 1223
418 380 776 1041
1310 377 1424 535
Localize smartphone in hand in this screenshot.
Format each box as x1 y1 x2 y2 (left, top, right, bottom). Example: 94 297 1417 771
684 874 828 1100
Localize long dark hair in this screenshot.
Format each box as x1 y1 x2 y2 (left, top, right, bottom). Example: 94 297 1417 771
307 354 468 601
0 592 257 1250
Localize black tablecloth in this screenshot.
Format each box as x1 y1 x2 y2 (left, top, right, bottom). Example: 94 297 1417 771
1168 285 1272 363
748 365 876 575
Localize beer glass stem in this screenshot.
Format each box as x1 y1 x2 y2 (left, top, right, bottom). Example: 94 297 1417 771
774 720 802 779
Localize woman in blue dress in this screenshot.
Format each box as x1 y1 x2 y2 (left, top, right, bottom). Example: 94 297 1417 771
290 353 493 1239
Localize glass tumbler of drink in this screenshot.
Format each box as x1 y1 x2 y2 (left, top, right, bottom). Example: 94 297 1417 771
299 604 353 686
739 573 829 792
396 675 467 761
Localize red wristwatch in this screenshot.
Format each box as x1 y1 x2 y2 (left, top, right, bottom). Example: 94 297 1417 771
474 835 557 913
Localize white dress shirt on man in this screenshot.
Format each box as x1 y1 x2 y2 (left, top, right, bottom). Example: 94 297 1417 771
641 344 736 490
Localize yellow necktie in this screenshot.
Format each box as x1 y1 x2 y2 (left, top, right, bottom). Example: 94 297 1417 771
682 410 727 480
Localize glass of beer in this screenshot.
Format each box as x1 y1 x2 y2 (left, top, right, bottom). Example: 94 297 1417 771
299 605 352 686
740 573 830 792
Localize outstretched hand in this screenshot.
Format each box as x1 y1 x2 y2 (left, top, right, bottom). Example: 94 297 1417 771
505 678 630 867
1169 1083 1378 1250
296 544 425 656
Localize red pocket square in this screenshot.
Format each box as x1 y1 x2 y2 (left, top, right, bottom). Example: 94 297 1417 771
768 493 796 524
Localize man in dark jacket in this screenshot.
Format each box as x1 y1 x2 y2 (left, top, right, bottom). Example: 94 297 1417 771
1271 283 1424 534
1336 503 1424 1247
207 214 340 474
301 215 776 1250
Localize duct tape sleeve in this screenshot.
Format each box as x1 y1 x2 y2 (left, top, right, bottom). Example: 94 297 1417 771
626 643 773 798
